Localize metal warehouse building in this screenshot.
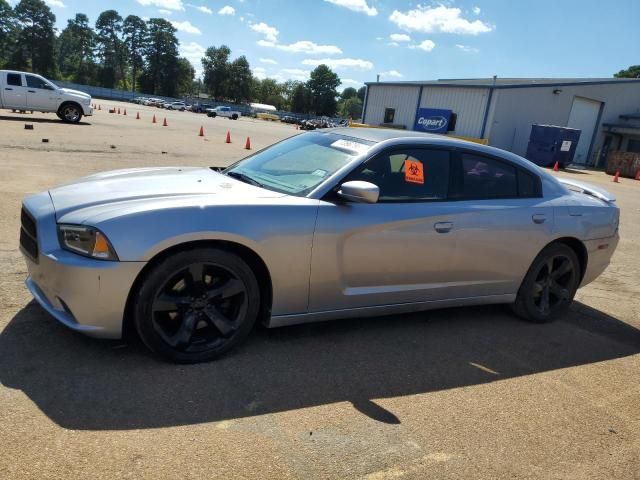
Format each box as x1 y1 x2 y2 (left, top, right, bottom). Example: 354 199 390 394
361 78 640 168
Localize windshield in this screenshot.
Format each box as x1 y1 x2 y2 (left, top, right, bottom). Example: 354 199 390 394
222 132 373 196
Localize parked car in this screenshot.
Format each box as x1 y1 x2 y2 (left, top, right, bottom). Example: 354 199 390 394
256 112 279 121
207 106 241 119
191 103 213 114
166 102 186 111
0 70 93 123
20 129 619 363
281 115 300 124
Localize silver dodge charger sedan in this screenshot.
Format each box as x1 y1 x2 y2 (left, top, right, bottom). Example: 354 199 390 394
20 128 619 363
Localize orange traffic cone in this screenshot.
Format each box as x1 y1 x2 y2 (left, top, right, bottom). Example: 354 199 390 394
613 171 620 183
117 107 120 114
123 109 127 116
162 117 168 127
152 114 156 124
635 169 640 181
553 161 559 172
225 131 231 143
198 125 204 137
245 137 251 150
136 112 140 120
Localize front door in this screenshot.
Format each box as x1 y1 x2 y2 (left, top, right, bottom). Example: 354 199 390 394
309 147 459 312
25 74 59 111
2 72 27 109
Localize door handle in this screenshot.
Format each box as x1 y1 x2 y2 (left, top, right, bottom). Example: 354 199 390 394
27 90 36 93
434 221 453 233
532 214 546 224
4 87 13 90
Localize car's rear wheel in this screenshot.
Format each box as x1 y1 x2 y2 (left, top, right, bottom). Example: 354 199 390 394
134 248 260 363
512 243 580 323
59 103 82 123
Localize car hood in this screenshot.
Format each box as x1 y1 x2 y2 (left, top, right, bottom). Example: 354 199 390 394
58 87 91 99
49 167 285 220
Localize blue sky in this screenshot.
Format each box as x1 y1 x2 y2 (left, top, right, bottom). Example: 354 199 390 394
18 0 640 89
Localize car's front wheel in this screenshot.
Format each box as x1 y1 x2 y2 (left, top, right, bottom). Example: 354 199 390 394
512 242 580 323
58 103 82 123
134 248 260 363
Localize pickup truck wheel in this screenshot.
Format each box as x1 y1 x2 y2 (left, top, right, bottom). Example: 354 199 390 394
210 112 217 118
232 114 238 120
59 103 82 123
134 248 260 363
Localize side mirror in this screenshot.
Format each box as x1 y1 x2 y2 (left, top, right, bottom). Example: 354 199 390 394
337 181 379 204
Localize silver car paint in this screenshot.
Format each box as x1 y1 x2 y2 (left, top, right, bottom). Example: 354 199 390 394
21 129 619 338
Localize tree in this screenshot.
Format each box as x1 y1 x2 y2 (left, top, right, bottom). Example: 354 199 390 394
202 45 230 100
139 18 180 96
254 77 285 109
341 87 357 100
226 55 252 103
12 0 57 76
307 64 340 116
357 86 366 102
95 9 124 88
0 0 17 68
339 97 363 119
123 15 147 92
176 57 195 96
614 65 640 78
57 13 96 84
290 82 310 113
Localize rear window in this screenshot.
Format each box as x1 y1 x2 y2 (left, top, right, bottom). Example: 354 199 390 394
461 154 517 198
7 73 21 86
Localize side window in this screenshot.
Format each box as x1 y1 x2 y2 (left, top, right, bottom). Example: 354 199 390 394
7 73 22 86
383 108 395 124
25 75 48 89
347 149 450 202
461 153 518 199
517 169 538 197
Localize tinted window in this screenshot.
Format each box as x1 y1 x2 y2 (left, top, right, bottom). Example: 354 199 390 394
517 169 538 197
25 75 49 89
347 149 450 202
461 154 517 198
7 73 21 86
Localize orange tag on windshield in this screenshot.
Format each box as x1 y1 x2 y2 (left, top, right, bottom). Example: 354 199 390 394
404 160 424 184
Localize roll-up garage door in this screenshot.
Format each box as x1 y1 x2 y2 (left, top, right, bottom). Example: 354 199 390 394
566 97 602 166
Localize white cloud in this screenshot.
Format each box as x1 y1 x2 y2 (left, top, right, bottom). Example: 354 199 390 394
45 0 65 7
387 42 399 47
253 67 267 79
137 0 184 11
171 20 202 34
323 0 377 16
259 58 278 65
456 44 480 53
341 78 363 85
390 5 493 35
260 40 342 55
158 9 172 15
473 6 481 15
381 70 403 78
218 5 235 15
188 4 213 14
250 22 279 42
302 58 373 71
409 39 436 52
280 68 311 81
390 33 411 42
180 41 206 76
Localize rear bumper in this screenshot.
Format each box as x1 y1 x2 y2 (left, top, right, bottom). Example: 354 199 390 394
580 233 619 287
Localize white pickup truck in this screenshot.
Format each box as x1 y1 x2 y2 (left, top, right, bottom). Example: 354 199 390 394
206 106 241 120
0 70 93 123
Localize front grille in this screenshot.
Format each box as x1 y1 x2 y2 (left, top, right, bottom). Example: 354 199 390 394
20 207 38 260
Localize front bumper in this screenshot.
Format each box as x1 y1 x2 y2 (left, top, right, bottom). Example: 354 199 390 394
21 193 144 339
83 104 94 116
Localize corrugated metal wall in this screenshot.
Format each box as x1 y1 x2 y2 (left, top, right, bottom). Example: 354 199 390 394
420 87 489 138
363 84 420 128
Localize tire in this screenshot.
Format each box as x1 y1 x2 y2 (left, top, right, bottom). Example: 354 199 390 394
210 112 216 118
58 103 82 123
512 243 581 323
133 248 260 363
232 114 238 120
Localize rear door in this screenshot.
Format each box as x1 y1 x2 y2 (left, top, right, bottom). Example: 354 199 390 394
1 72 27 109
443 151 555 298
309 147 460 311
25 74 58 111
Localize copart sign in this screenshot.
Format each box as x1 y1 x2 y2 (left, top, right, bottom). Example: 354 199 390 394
414 108 452 134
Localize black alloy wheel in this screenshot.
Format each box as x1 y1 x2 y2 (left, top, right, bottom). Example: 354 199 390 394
134 248 260 363
513 243 580 323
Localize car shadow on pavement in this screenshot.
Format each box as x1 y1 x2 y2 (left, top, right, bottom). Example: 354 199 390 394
1 300 639 430
0 115 91 125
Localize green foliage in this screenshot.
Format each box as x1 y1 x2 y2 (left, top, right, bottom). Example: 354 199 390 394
0 0 17 68
123 15 147 91
139 18 181 97
95 10 124 88
202 45 231 100
307 64 341 116
58 14 96 84
341 87 357 100
614 65 640 78
357 86 366 102
226 55 253 103
338 96 363 119
12 0 57 76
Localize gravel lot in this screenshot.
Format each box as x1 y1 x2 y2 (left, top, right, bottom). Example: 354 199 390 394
0 102 638 480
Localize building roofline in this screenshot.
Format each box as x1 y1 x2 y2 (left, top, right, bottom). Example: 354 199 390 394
365 78 640 89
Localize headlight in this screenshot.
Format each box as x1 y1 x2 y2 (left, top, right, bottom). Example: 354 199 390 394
57 225 119 261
